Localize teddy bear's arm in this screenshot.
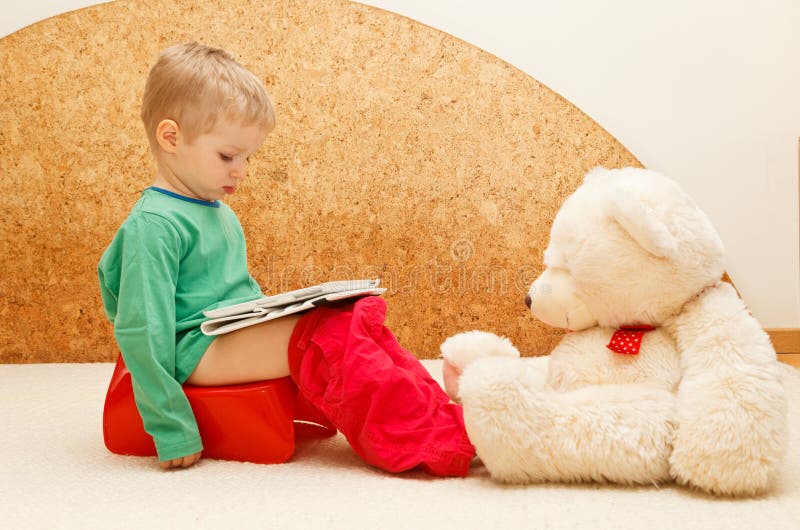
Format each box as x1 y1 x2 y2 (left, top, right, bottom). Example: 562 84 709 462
666 282 787 496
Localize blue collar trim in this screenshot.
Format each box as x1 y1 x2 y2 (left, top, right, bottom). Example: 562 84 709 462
146 187 221 208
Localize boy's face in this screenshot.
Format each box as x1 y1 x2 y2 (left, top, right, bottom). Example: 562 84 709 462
157 118 268 202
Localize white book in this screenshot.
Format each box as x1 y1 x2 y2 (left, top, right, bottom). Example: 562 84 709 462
201 279 385 336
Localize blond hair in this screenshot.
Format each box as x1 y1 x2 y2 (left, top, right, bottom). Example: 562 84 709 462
141 42 275 150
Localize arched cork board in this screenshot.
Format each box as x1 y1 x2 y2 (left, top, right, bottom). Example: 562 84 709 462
0 0 641 363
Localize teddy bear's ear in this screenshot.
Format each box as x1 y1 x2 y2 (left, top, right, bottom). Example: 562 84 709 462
583 166 609 183
607 190 678 259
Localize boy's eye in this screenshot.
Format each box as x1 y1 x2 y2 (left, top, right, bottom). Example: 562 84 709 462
219 154 234 162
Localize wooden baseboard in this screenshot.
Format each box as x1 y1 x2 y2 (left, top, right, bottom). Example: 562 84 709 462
778 353 800 368
767 328 800 368
766 328 800 354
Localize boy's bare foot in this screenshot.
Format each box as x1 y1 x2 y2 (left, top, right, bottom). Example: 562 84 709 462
442 358 462 403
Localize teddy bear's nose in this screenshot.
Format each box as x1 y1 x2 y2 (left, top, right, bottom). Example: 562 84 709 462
524 294 532 308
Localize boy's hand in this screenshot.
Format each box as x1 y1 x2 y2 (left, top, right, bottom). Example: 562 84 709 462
159 451 202 469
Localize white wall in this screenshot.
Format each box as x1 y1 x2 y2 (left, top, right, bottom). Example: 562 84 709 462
0 0 110 36
3 0 798 327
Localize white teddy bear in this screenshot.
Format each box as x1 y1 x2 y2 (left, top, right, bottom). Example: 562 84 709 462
441 167 787 496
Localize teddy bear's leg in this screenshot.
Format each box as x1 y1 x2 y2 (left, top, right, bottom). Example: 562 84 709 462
458 356 675 485
667 282 787 496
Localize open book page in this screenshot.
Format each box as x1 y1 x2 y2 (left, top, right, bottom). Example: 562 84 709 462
201 279 385 336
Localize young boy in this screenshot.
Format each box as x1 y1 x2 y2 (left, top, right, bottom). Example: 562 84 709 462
98 42 474 474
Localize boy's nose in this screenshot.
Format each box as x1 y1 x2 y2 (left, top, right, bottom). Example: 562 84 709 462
231 163 246 179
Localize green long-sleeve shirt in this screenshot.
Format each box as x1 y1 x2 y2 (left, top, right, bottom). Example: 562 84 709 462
98 187 262 460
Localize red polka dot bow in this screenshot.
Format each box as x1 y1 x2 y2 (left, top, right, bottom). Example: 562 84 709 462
606 325 656 355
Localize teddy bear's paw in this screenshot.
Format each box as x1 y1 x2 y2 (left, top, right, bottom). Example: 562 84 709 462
440 330 520 372
441 334 527 404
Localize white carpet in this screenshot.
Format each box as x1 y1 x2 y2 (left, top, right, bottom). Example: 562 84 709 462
1 360 798 530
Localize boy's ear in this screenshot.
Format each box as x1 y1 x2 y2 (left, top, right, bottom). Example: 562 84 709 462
155 119 180 154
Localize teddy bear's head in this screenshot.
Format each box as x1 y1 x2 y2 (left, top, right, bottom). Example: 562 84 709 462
527 167 725 330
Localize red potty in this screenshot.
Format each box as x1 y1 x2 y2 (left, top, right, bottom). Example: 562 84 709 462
103 355 335 464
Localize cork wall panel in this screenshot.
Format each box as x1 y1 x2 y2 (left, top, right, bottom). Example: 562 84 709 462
0 0 640 363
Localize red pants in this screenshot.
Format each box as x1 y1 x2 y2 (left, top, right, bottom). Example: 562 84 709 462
288 296 474 477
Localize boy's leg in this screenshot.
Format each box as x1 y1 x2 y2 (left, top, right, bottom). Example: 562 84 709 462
288 296 475 477
185 313 336 434
186 315 301 386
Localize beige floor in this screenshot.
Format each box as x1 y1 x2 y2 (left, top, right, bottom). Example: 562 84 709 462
1 360 799 530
